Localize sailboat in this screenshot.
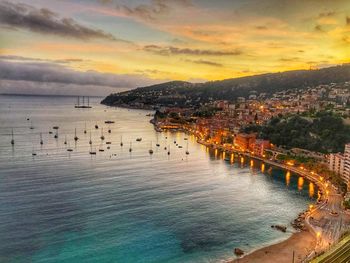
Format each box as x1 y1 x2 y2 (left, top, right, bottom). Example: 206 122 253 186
100 128 105 140
54 130 58 139
156 135 160 147
186 140 189 155
129 142 132 152
149 141 154 154
32 146 37 156
98 142 104 152
167 145 170 155
89 145 96 155
67 141 73 152
40 132 43 145
89 131 92 145
10 128 14 145
29 121 34 129
84 122 87 134
64 135 67 145
74 128 79 141
120 136 123 147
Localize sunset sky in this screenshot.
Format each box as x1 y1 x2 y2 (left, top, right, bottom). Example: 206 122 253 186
0 0 350 95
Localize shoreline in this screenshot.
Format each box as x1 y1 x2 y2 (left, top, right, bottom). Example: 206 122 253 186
228 230 316 263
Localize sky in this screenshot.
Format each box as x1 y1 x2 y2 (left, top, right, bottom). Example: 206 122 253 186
0 0 350 96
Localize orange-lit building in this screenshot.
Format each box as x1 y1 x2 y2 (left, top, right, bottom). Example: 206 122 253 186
234 133 256 151
253 139 270 156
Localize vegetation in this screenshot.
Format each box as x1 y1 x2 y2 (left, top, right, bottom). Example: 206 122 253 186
101 64 350 107
243 111 350 153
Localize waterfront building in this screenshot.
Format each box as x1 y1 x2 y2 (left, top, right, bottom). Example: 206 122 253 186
234 133 256 152
253 139 270 157
328 153 345 176
344 143 350 187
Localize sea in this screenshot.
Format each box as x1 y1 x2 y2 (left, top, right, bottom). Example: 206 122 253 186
0 95 317 263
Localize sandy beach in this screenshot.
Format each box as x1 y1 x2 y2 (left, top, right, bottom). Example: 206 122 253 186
230 231 316 263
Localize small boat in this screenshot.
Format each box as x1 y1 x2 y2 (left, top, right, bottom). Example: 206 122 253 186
149 142 154 155
84 122 87 134
167 145 170 155
178 145 182 148
106 141 112 145
136 138 142 142
89 131 92 145
54 130 58 139
49 131 53 134
26 118 30 121
129 142 132 152
105 120 115 124
120 136 123 147
174 140 176 143
32 147 36 156
64 135 67 145
99 149 105 152
185 141 189 155
10 128 14 145
89 145 96 155
107 146 110 150
156 143 160 147
74 128 78 141
108 129 111 133
53 126 59 130
40 133 43 145
95 124 99 129
100 128 105 140
67 148 73 152
184 138 188 140
29 121 34 129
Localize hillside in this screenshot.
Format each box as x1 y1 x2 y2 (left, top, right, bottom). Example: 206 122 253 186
101 64 350 108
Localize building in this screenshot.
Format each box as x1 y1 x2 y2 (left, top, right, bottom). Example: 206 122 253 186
253 139 270 157
234 133 256 152
344 143 350 187
328 153 345 176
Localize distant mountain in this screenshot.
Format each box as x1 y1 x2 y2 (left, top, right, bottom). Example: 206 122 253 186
101 64 350 108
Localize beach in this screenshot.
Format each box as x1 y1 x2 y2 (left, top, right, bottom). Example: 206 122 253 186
230 231 316 263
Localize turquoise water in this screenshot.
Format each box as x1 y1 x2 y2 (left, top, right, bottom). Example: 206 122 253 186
0 95 317 263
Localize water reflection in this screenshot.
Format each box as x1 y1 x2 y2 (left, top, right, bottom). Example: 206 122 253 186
286 171 291 187
309 182 315 198
261 163 265 173
298 177 304 191
230 154 234 164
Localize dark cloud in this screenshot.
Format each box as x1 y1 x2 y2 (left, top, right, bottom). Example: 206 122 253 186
255 26 267 30
0 60 160 95
318 11 335 17
279 57 300 62
0 55 86 64
102 0 192 21
185 59 223 67
314 24 324 32
0 1 118 41
143 45 242 56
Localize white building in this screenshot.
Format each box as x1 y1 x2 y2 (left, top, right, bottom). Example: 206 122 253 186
344 143 350 187
329 153 345 176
